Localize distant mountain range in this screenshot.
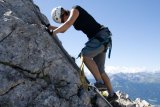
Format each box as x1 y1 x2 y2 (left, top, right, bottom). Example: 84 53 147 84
89 72 160 106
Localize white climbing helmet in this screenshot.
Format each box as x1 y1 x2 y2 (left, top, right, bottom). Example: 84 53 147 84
51 6 63 23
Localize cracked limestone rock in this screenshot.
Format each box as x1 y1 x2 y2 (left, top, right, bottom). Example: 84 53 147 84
0 0 97 107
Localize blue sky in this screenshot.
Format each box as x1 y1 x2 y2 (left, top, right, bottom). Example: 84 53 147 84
33 0 160 74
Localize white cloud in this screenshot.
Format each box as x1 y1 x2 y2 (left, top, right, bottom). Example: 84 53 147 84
106 66 160 74
105 66 147 74
83 65 160 77
76 59 160 77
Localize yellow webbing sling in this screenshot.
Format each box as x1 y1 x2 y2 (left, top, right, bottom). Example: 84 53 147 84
79 55 88 90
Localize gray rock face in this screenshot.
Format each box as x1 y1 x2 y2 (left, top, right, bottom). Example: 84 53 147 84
0 0 153 107
0 0 92 107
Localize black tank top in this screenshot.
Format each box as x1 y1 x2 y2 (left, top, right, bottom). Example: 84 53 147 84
73 5 102 39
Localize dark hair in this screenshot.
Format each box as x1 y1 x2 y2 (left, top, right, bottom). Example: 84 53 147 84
61 8 70 23
65 10 70 16
61 8 70 16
